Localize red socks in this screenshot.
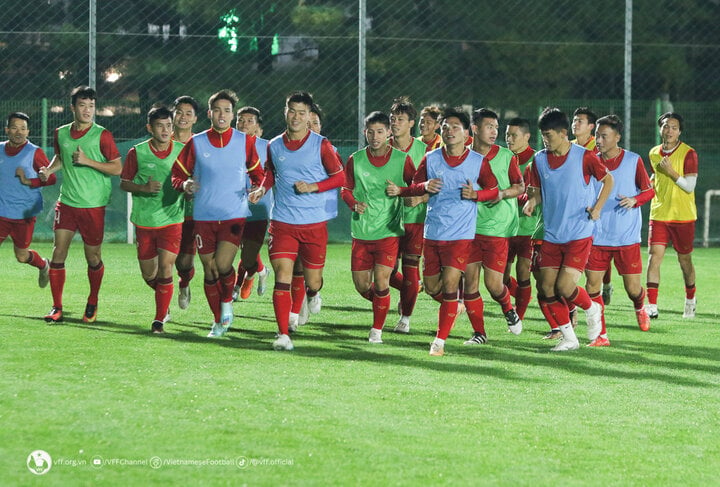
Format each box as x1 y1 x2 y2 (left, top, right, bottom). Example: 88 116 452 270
568 286 592 311
464 291 485 335
154 277 173 321
87 261 104 306
219 269 236 303
49 262 66 308
178 266 194 289
400 263 420 316
492 286 514 313
203 279 222 323
685 284 696 300
437 293 459 340
371 288 390 330
291 274 306 314
647 283 659 305
273 282 292 335
26 249 45 269
515 279 532 320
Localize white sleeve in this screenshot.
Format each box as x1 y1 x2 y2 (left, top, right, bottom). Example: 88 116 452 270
675 175 697 193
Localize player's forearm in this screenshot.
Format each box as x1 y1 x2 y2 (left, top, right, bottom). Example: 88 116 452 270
592 174 615 213
476 187 500 202
315 171 344 193
501 182 525 200
340 188 358 209
633 188 655 207
120 180 152 194
83 158 122 176
398 183 426 197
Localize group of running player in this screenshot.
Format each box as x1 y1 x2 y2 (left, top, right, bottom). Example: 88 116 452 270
0 86 698 354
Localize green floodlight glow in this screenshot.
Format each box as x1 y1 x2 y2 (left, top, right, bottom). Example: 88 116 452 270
218 9 240 53
271 33 279 56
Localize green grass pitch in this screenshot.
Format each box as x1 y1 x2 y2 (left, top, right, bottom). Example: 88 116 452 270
2 242 719 485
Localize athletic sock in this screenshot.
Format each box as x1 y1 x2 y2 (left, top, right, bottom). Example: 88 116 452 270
491 285 514 313
463 291 485 335
87 261 104 306
154 277 173 322
437 293 459 340
568 286 592 311
506 276 518 298
256 255 265 273
219 268 236 303
389 268 404 291
516 279 532 320
400 262 420 316
630 287 646 311
203 278 221 323
588 291 606 335
685 284 696 300
49 262 66 308
559 322 578 342
371 288 391 330
178 266 194 289
647 282 659 305
359 285 375 302
26 249 45 269
273 282 292 335
144 278 157 290
539 296 570 329
290 274 306 314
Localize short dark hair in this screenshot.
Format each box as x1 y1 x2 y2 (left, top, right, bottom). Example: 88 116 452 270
538 107 569 132
173 95 199 114
507 117 531 133
237 106 263 127
71 85 96 105
442 107 471 130
472 108 499 125
7 111 30 126
286 91 314 108
147 106 173 125
573 107 597 126
364 111 390 129
596 114 623 135
390 96 417 121
208 90 239 110
310 103 324 123
420 105 442 121
658 111 684 132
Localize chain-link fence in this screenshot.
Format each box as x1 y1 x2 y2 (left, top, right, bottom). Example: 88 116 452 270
2 0 719 242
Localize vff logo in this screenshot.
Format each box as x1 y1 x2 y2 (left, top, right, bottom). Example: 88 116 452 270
27 450 52 475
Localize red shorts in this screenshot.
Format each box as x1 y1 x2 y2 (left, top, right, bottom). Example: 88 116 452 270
537 237 593 272
586 244 642 274
508 235 533 263
0 216 35 249
194 218 245 255
53 202 105 246
531 240 543 273
351 237 400 272
243 219 269 245
423 239 472 276
469 235 509 273
648 220 695 255
135 224 183 260
179 218 196 255
400 223 424 256
268 220 328 269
